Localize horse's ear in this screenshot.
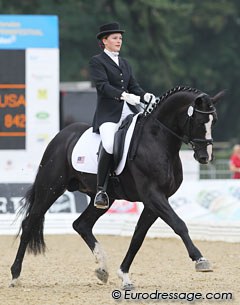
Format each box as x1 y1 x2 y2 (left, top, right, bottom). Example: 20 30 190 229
211 90 226 104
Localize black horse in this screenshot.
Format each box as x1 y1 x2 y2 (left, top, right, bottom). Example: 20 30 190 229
10 86 223 289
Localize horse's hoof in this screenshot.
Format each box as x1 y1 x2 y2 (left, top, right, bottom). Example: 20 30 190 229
95 268 109 283
122 283 135 290
9 278 19 288
117 269 134 290
195 257 213 272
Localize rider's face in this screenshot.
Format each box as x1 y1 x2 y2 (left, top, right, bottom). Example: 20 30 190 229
103 33 122 52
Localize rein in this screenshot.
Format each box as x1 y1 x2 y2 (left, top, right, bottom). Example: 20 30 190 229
130 96 161 159
154 105 216 148
137 89 216 153
154 119 190 145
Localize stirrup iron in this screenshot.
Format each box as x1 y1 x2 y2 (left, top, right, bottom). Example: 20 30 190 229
94 190 109 209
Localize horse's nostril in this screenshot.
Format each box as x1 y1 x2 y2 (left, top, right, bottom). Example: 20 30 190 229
200 157 209 164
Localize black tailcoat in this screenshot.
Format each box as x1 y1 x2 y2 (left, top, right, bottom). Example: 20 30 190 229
89 52 145 132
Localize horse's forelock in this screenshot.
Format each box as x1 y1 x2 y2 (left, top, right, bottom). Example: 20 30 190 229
194 93 217 113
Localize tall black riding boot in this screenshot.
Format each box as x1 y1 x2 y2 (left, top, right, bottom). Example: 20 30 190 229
94 147 113 209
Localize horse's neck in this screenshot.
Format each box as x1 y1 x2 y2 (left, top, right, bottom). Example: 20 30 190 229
142 111 182 155
143 95 190 152
152 93 192 127
150 100 179 128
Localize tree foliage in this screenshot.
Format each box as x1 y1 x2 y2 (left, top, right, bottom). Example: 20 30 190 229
0 0 240 141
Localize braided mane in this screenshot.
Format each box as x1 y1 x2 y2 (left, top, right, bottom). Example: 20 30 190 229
145 85 201 116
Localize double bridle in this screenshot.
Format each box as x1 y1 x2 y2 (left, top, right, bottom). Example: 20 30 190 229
181 105 216 151
153 98 217 150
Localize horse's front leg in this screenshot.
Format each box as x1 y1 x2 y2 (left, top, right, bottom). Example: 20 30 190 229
118 207 157 289
149 191 212 272
72 197 114 284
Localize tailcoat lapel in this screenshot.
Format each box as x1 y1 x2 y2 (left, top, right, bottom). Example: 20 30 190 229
102 52 122 71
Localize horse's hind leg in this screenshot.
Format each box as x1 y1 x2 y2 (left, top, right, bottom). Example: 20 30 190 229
118 207 157 289
72 197 113 284
10 211 44 287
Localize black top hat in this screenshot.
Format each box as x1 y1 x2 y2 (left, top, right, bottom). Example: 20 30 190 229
96 22 125 40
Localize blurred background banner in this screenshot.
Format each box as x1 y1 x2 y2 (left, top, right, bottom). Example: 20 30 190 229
1 180 240 241
0 14 58 49
0 15 59 183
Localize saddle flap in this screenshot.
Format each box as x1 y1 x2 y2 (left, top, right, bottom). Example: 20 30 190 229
113 114 134 169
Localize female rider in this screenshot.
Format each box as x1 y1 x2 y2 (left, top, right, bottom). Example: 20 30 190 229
89 22 155 209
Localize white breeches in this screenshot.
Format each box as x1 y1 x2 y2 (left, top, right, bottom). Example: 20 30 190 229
99 102 134 154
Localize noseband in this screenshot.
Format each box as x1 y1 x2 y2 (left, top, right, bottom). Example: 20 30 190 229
183 105 216 149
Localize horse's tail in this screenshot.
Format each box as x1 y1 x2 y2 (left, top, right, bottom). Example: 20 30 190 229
17 180 46 255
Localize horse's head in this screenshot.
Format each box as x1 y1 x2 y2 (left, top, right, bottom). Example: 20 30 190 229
145 86 224 164
185 91 224 164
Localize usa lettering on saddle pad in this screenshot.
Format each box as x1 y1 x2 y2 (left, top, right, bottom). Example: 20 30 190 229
71 113 140 175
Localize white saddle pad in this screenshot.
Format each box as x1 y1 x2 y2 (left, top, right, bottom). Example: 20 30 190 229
71 113 140 176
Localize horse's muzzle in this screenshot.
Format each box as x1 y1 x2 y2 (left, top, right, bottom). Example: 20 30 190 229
193 144 213 164
197 155 209 164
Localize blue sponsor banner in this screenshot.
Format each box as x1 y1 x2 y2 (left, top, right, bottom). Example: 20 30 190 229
0 15 58 49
